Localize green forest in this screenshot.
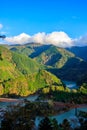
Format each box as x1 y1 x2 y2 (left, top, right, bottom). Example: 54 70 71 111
0 44 87 97
0 43 87 130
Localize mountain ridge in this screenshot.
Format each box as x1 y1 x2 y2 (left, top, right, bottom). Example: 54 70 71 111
9 43 87 83
0 45 64 97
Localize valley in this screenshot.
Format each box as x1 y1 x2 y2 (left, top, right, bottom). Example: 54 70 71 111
0 43 87 130
1 1 87 129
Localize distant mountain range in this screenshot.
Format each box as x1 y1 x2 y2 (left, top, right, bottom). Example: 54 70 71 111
0 43 87 97
66 46 87 61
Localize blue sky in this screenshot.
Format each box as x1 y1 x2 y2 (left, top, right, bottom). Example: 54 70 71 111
0 0 87 37
0 0 87 47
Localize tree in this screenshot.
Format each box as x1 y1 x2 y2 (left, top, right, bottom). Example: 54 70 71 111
51 118 59 130
0 103 35 130
80 120 87 130
38 117 53 130
62 119 70 130
1 119 12 130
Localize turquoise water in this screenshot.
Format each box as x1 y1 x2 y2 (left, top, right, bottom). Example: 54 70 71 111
0 102 9 109
35 81 85 127
63 80 79 89
35 107 87 126
51 107 87 123
23 94 38 101
0 94 38 108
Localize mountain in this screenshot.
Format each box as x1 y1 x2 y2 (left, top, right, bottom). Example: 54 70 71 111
32 45 75 68
47 57 87 82
10 44 75 68
67 46 87 61
12 52 41 75
0 45 64 97
9 43 87 83
0 45 41 80
10 45 34 56
0 46 21 81
10 43 51 58
26 69 64 92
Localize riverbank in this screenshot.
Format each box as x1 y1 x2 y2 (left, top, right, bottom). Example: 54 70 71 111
0 98 20 102
0 97 87 107
52 101 87 116
0 97 87 117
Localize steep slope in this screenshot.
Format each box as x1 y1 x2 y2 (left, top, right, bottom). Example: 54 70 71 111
47 57 87 82
26 69 64 92
10 44 76 69
0 45 41 80
67 46 87 61
29 44 51 58
30 45 87 82
12 52 41 75
10 45 34 56
33 45 75 68
10 43 51 58
9 43 87 83
0 45 64 97
0 46 21 81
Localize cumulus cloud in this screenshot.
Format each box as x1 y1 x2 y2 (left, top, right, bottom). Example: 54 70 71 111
30 32 46 44
45 32 72 47
5 31 73 47
5 33 31 44
0 24 3 29
4 31 87 47
73 34 87 47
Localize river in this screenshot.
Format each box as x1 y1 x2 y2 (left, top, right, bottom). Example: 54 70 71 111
35 107 87 126
21 94 39 101
63 80 79 89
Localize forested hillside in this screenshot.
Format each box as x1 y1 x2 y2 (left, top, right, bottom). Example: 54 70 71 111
0 45 64 97
67 46 87 61
10 43 87 84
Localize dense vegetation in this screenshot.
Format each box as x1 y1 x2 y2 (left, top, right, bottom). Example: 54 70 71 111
0 101 87 130
10 43 87 83
12 52 40 75
38 83 87 104
34 45 75 68
0 43 87 97
67 46 87 61
0 43 87 130
0 45 64 97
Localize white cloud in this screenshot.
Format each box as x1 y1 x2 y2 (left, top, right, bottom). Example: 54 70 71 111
30 32 46 44
5 31 73 47
29 32 73 47
45 32 72 47
4 31 87 47
72 34 87 47
0 24 3 29
5 33 31 44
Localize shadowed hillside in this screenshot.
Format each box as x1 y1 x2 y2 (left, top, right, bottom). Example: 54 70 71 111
9 43 87 83
67 46 87 61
